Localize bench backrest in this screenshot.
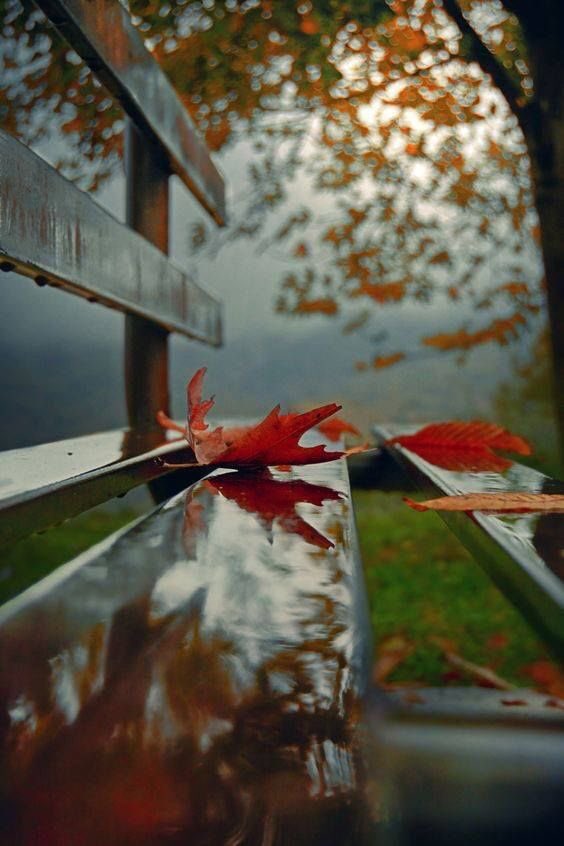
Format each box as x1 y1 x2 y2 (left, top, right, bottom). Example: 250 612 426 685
0 0 226 536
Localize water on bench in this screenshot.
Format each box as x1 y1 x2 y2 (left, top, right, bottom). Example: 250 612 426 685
0 461 373 844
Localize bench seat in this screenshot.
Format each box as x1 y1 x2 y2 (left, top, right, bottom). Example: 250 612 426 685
0 429 207 547
0 457 372 844
2 429 564 842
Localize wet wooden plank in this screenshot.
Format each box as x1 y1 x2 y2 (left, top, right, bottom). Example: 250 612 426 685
373 423 564 658
35 0 226 223
0 131 222 344
0 429 205 546
0 458 372 844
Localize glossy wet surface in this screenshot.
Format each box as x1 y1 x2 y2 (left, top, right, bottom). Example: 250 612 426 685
0 459 372 845
374 424 564 655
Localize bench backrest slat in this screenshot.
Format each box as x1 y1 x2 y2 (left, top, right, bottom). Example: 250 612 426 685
0 131 222 344
1 0 226 527
35 0 226 224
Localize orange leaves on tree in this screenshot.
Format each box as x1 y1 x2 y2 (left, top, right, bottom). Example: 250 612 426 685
498 281 530 297
354 352 405 372
347 206 368 226
158 367 344 469
372 353 405 370
423 314 526 352
351 281 405 303
293 296 338 316
386 19 428 55
388 420 532 473
404 493 564 514
299 16 319 36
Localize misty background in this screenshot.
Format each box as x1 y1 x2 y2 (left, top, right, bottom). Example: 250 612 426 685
0 124 553 454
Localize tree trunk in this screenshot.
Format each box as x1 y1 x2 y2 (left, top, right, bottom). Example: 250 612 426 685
524 40 564 468
442 0 564 464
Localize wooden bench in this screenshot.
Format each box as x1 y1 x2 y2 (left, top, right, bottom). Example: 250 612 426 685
1 1 563 842
0 455 372 843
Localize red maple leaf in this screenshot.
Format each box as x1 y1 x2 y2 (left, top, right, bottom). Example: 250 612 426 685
157 368 344 469
205 471 342 549
387 421 531 472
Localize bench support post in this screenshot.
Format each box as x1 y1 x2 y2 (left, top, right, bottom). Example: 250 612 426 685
124 120 170 436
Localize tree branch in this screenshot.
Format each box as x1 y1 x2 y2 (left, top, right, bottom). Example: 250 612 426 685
440 0 525 126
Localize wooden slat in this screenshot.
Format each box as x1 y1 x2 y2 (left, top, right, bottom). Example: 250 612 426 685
0 458 372 842
0 131 222 344
35 0 226 224
0 429 206 547
374 423 564 658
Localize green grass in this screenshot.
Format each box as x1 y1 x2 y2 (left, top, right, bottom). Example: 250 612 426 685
0 508 139 605
353 489 550 687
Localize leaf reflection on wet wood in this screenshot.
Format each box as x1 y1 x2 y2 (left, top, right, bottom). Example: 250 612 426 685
205 470 343 549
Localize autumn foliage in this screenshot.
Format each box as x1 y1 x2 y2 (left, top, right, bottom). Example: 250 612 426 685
316 415 361 443
0 0 544 372
405 492 564 514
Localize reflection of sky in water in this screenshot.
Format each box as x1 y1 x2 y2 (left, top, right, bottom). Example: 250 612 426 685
151 466 356 705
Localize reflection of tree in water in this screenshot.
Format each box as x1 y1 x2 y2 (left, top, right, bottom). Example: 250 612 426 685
1 479 371 844
6 609 367 843
1 0 544 372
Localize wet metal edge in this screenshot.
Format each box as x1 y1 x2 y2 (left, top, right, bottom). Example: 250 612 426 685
0 430 206 547
373 424 564 660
